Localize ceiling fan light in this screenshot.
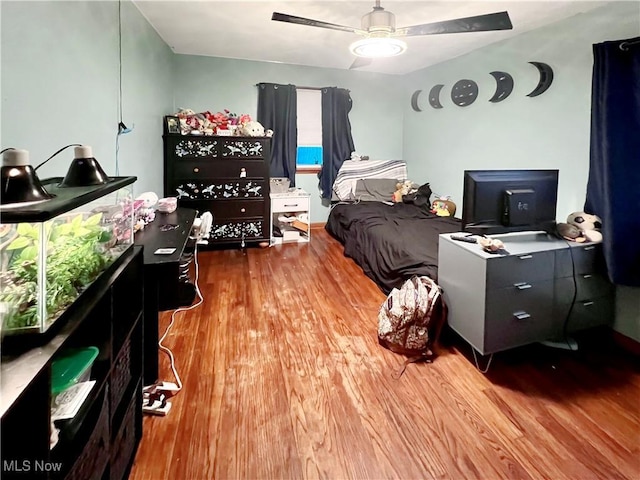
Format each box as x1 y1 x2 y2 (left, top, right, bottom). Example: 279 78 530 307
350 37 407 58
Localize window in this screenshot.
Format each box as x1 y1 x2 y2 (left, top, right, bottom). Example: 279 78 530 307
296 88 322 173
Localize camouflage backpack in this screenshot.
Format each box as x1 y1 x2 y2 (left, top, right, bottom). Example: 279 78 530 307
377 276 447 375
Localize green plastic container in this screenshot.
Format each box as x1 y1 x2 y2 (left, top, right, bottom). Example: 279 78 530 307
51 346 99 395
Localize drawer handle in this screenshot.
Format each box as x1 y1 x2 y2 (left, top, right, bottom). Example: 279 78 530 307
583 274 593 279
518 255 533 260
240 208 246 213
513 311 531 320
584 246 595 251
240 168 247 178
582 301 594 307
193 167 200 173
514 282 532 290
284 203 299 208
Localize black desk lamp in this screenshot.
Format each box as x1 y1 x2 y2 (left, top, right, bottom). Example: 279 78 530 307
0 148 53 206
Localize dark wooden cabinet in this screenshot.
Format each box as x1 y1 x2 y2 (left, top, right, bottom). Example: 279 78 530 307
0 246 144 480
163 133 271 247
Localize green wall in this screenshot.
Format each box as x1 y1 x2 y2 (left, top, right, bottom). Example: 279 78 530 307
402 2 639 217
401 2 640 342
1 0 174 195
2 1 637 342
171 54 404 222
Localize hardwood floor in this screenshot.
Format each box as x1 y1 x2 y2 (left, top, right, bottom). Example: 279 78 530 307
129 228 640 480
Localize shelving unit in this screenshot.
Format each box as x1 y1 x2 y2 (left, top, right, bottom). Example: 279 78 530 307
0 246 144 480
270 189 311 245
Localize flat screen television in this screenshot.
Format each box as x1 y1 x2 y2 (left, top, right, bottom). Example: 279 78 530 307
461 169 559 235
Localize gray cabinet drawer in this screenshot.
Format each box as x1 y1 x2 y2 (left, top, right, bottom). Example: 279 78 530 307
556 243 603 277
484 280 555 353
575 273 614 301
567 296 614 332
487 250 555 288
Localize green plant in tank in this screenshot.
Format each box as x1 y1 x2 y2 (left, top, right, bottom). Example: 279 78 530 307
0 213 116 330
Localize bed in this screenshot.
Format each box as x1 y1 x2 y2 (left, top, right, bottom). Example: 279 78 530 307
325 161 461 294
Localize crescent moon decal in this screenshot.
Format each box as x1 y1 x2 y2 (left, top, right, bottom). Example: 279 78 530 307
527 61 554 97
428 84 444 109
451 79 478 107
411 90 422 112
488 71 514 103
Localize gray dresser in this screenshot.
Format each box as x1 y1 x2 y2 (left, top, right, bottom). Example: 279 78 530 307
438 232 614 355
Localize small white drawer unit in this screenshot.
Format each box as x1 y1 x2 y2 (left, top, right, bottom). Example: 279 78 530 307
270 189 311 245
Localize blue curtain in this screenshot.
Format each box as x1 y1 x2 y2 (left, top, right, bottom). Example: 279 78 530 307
584 37 640 286
257 83 297 187
318 87 355 200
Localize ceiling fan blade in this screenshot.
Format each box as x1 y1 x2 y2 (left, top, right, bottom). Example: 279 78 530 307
349 57 374 70
272 12 365 35
395 11 512 37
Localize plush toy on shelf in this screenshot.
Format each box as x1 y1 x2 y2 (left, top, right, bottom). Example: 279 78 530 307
239 121 266 137
567 211 603 243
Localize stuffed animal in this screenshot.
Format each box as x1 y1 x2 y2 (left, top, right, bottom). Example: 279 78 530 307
239 121 265 137
567 211 603 243
556 222 586 242
478 237 505 253
431 196 457 217
393 180 417 203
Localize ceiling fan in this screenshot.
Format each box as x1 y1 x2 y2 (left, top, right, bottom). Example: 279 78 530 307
272 1 513 69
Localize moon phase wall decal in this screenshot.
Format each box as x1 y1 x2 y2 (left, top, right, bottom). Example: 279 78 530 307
411 90 423 111
451 79 478 107
428 84 444 109
527 61 554 97
488 71 514 103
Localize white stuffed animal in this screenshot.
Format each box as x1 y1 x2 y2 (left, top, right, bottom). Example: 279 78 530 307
239 121 265 137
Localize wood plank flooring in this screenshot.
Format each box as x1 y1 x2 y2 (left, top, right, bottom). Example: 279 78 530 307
129 227 640 480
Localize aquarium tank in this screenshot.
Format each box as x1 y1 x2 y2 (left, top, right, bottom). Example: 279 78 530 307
0 176 136 336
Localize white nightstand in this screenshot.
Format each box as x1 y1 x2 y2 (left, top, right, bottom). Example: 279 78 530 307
270 189 311 245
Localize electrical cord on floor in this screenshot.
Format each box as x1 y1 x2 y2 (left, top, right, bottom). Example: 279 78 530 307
144 240 204 410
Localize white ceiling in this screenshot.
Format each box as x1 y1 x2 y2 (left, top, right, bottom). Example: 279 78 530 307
133 1 608 75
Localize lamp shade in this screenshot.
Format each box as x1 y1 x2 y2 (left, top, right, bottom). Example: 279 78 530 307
59 146 109 188
1 149 54 206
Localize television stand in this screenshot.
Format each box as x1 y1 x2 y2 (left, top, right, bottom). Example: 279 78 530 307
438 232 614 360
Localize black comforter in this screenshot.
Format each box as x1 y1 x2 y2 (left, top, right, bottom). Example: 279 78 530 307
326 202 461 294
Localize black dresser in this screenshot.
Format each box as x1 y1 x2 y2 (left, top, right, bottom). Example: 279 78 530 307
163 132 271 247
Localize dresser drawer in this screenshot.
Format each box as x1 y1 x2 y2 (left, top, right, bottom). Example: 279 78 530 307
220 138 268 158
167 137 221 159
170 179 267 201
209 199 266 221
272 196 310 213
575 273 614 301
486 250 555 289
173 158 268 179
484 280 555 352
211 219 266 241
567 295 614 332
